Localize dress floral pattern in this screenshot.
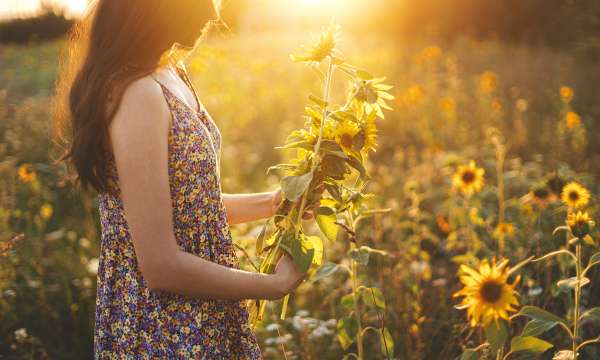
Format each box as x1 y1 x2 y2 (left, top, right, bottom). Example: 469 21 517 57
94 67 262 359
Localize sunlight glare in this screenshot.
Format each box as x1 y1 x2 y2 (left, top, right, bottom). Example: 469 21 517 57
298 0 346 10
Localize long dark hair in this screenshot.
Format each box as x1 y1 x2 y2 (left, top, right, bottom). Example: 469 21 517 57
54 0 219 193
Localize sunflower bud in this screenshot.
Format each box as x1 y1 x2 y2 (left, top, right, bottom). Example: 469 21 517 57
567 211 595 239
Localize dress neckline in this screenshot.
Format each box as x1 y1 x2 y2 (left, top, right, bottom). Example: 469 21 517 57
151 65 203 116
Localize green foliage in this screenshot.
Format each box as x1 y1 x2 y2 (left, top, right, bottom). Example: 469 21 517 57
485 320 509 353
509 336 553 355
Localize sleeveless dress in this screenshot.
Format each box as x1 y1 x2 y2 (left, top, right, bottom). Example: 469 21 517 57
94 66 262 359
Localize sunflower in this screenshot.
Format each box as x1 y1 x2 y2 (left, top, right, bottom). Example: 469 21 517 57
546 173 566 196
360 111 378 153
352 77 394 119
561 182 591 209
565 111 581 129
560 86 574 103
453 258 520 327
532 185 551 202
526 183 556 208
333 119 359 153
414 45 442 66
40 204 54 221
491 98 503 114
439 97 456 118
480 71 498 93
18 164 37 183
402 84 426 107
290 21 340 63
567 211 595 239
453 161 485 196
493 222 515 239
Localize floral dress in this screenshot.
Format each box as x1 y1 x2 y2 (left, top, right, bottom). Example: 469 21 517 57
94 66 262 359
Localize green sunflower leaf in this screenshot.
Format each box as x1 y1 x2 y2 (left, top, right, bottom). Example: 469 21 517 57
360 287 386 309
316 206 338 242
345 154 368 180
521 319 558 337
312 262 338 281
587 252 600 269
485 320 508 352
579 307 600 323
509 336 553 354
460 349 479 360
514 306 568 325
309 94 328 108
290 233 315 273
337 316 358 350
380 327 395 357
340 293 354 310
281 171 314 202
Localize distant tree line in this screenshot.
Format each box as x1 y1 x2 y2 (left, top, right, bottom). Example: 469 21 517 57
0 7 74 44
1 0 599 47
371 0 600 48
0 0 247 45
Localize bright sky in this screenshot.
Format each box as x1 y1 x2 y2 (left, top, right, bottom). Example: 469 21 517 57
0 0 88 19
0 0 357 20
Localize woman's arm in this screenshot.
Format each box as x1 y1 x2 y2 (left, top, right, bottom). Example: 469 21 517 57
223 189 321 225
109 77 304 300
222 192 278 225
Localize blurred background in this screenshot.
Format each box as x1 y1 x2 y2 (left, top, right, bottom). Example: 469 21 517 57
1 0 599 359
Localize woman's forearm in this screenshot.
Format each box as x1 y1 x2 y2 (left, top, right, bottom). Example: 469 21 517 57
149 249 284 300
222 192 274 225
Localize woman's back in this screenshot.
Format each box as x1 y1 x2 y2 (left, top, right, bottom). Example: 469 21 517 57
94 67 261 359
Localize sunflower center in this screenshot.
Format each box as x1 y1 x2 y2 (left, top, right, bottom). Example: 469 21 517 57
479 280 503 303
340 133 353 149
533 188 549 200
461 171 475 184
569 191 579 201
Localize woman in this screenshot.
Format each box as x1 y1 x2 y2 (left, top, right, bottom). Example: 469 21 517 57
54 1 309 358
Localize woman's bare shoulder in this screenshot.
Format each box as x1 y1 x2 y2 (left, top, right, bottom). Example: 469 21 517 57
110 75 170 136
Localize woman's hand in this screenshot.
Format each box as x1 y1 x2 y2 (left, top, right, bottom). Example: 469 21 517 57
268 254 306 299
270 186 324 219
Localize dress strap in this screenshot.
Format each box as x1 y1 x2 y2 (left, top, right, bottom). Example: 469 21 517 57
174 63 202 113
149 74 176 128
150 74 168 93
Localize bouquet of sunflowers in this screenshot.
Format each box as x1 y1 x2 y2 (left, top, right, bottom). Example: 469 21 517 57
248 21 394 324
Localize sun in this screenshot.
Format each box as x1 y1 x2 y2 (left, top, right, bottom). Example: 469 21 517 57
296 0 352 11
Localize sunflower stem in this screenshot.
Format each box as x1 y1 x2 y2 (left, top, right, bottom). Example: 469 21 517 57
494 136 506 256
573 243 582 359
347 209 365 360
280 56 335 323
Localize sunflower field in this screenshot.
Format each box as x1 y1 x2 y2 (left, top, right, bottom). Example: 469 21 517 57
1 1 600 359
